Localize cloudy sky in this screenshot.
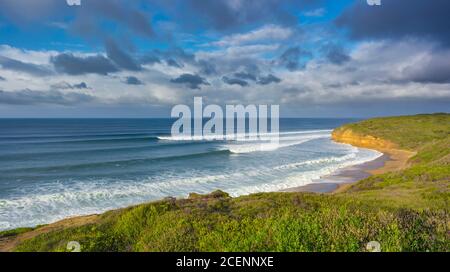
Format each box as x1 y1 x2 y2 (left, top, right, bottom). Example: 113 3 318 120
0 0 449 118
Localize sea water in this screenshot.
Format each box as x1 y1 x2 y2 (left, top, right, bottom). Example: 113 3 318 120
0 118 382 230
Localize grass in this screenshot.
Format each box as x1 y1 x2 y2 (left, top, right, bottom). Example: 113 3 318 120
4 114 450 252
335 113 450 150
12 192 449 252
338 114 449 211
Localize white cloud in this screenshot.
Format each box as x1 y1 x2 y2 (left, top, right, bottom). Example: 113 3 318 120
1 39 450 113
0 45 57 65
211 25 293 47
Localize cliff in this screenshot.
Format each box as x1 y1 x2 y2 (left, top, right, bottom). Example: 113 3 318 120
331 128 396 151
331 127 416 174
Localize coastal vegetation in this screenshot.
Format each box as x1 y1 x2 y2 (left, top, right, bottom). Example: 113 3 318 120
1 114 449 252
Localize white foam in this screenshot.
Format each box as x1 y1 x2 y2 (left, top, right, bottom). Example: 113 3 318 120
273 152 357 170
222 133 330 154
157 129 332 141
225 138 315 153
0 138 383 231
226 149 383 195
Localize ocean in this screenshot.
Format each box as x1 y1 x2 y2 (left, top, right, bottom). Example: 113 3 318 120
0 118 382 231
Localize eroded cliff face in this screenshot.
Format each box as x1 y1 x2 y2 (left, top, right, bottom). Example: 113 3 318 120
331 128 397 151
332 127 416 174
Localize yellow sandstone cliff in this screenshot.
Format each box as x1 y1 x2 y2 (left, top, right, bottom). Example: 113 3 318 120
331 128 397 150
331 128 415 174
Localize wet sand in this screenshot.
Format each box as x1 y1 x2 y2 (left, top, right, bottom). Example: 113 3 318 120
284 146 416 194
282 153 390 193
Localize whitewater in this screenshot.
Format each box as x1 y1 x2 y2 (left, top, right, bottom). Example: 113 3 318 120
0 119 381 231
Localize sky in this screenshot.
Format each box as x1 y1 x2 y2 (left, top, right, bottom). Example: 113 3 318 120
0 0 449 118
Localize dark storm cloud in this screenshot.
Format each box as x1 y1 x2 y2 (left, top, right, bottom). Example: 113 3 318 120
336 0 450 46
0 56 52 76
51 82 90 90
166 59 183 68
88 0 153 37
0 76 5 81
278 46 312 70
139 48 196 68
159 0 319 31
233 71 258 81
321 44 350 65
124 76 144 85
0 0 67 23
52 39 142 75
0 89 95 105
193 57 263 81
51 53 118 75
197 60 217 76
70 0 153 40
164 48 197 68
257 74 281 85
170 73 209 89
105 39 142 71
73 82 89 89
139 48 219 76
222 76 249 87
0 0 153 37
140 54 161 65
402 51 450 84
168 48 196 63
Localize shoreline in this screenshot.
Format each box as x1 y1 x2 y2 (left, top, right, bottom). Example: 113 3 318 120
281 152 390 194
0 137 417 252
0 146 416 252
282 138 416 194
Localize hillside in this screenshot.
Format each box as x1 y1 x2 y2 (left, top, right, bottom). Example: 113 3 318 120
332 113 450 150
332 113 449 209
1 114 449 252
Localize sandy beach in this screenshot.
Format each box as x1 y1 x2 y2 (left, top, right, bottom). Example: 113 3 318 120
282 153 389 193
301 127 417 194
284 145 416 194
